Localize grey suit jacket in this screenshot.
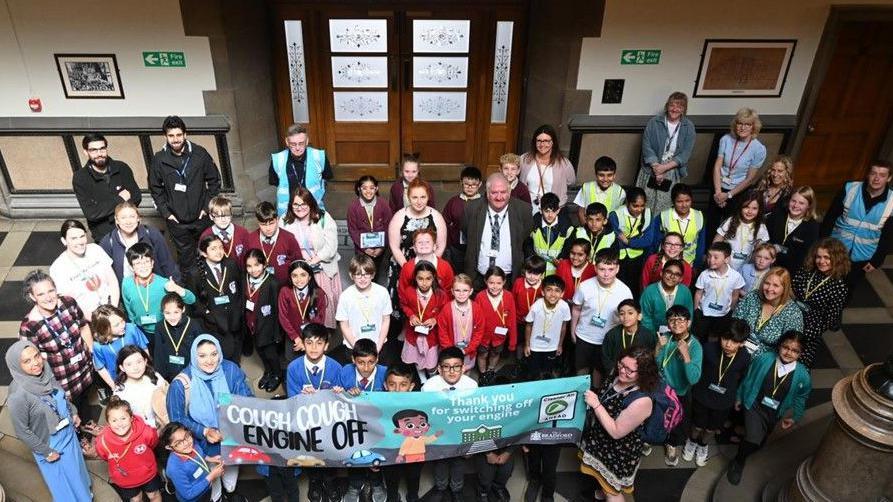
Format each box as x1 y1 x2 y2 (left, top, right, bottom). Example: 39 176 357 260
462 198 533 279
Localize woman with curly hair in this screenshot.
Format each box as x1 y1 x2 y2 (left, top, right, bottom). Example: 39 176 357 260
754 155 794 218
791 238 851 367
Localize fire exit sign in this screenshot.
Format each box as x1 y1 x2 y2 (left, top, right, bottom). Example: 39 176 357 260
143 51 186 67
620 49 661 65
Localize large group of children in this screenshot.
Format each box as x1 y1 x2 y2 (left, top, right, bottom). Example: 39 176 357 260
9 142 860 502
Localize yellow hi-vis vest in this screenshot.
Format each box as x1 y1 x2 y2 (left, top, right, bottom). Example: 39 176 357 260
581 182 625 213
572 226 616 263
659 208 703 264
614 206 652 259
532 224 571 275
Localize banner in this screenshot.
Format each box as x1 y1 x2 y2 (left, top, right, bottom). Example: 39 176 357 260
218 376 589 468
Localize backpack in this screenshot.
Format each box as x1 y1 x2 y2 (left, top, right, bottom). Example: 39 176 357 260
158 373 192 427
632 379 684 444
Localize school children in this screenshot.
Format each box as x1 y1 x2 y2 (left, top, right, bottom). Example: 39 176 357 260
573 155 627 222
437 274 485 371
650 183 706 267
400 261 450 377
91 304 149 389
639 259 694 334
381 363 424 502
246 201 303 286
511 256 546 358
190 233 244 362
346 175 393 283
554 238 596 302
389 154 436 212
154 293 203 382
693 241 746 340
566 202 618 263
610 187 652 297
741 243 776 294
475 266 518 378
336 254 393 357
713 191 769 271
525 192 573 275
600 299 657 372
524 275 571 379
442 165 483 274
500 153 532 204
278 260 327 363
95 397 162 502
200 195 250 267
113 346 168 429
161 422 226 502
121 242 196 336
244 249 283 392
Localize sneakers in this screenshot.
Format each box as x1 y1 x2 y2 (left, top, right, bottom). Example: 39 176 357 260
664 445 679 466
308 477 324 502
343 487 361 502
682 439 697 462
371 484 387 502
695 444 709 467
641 443 653 456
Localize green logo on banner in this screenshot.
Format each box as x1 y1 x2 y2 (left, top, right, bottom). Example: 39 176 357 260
545 400 568 415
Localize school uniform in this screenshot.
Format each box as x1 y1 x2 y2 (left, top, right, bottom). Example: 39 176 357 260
400 287 450 370
554 259 596 302
245 273 281 377
716 218 770 271
475 291 519 352
200 223 251 269
436 301 485 370
278 286 327 363
525 298 571 378
286 355 343 397
122 275 196 335
153 316 204 382
246 229 303 286
690 342 751 430
337 363 388 391
639 282 694 334
765 212 820 273
600 325 657 372
657 334 703 447
609 206 653 297
189 257 244 362
571 278 633 375
694 266 745 340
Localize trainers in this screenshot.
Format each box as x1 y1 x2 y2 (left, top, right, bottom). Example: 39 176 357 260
664 445 679 466
682 439 697 462
371 484 387 502
641 443 653 456
343 487 361 502
695 444 709 467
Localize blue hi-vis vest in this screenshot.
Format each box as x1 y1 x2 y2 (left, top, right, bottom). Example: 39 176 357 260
272 147 326 215
832 182 893 262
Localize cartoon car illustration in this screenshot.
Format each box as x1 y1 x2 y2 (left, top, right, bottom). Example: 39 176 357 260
228 446 272 464
287 455 326 467
343 449 386 467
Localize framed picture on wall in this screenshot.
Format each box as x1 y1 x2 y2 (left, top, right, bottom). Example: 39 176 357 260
693 40 796 97
54 54 124 99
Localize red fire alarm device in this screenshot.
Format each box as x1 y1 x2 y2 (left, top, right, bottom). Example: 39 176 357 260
28 98 42 112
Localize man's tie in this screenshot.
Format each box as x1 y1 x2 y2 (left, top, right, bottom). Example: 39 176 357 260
359 377 369 389
213 265 222 284
220 229 230 245
489 213 500 266
311 365 319 376
299 292 306 302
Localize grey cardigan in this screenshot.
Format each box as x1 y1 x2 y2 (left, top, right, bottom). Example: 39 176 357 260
640 114 696 181
7 386 76 457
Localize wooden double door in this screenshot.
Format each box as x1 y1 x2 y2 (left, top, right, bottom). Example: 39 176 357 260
272 2 526 179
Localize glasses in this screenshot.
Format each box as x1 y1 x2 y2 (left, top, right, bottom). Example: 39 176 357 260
736 122 754 128
462 181 481 188
86 147 108 153
667 317 688 324
617 362 638 375
664 242 683 248
536 139 553 144
439 364 463 373
171 435 192 448
662 270 683 277
292 202 309 208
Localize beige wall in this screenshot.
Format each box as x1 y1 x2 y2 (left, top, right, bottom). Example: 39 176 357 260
577 0 893 116
0 0 215 116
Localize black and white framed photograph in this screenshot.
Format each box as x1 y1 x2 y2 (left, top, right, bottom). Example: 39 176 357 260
54 54 124 99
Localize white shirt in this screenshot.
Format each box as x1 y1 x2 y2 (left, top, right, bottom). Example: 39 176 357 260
776 358 797 377
477 206 512 274
422 374 479 392
664 119 680 162
49 243 117 319
526 163 554 213
572 277 633 345
304 355 327 374
113 374 167 428
695 266 746 317
716 219 770 271
335 283 393 348
525 298 572 352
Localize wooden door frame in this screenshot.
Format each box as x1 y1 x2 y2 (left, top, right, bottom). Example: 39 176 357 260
791 6 893 165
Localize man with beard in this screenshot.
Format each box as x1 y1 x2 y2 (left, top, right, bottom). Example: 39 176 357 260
149 115 221 275
72 133 141 240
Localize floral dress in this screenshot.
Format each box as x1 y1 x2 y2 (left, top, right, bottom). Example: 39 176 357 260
791 269 848 368
733 290 804 358
580 381 649 492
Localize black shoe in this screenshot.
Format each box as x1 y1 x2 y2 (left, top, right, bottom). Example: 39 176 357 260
266 373 282 392
308 477 324 502
242 337 254 357
524 479 541 502
223 492 248 502
258 372 271 390
726 460 744 485
493 487 510 502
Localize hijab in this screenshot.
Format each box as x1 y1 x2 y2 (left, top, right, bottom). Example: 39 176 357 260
187 334 230 429
6 340 63 430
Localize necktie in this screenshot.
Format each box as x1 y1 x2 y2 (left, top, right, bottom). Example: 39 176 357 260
311 365 319 376
220 229 229 243
213 265 222 284
489 213 500 266
299 292 306 302
359 377 369 389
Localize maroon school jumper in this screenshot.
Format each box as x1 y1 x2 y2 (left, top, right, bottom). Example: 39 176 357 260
346 197 393 253
200 224 251 268
246 229 303 286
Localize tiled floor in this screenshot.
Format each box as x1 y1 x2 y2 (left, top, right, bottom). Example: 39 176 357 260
0 216 887 502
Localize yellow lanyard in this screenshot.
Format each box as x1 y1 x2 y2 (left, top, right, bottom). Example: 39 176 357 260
135 274 154 312
803 272 831 300
365 205 375 231
718 352 736 383
246 274 268 301
294 288 310 320
756 302 786 332
621 329 636 349
489 293 507 326
164 318 191 356
595 284 613 319
222 236 235 258
455 302 471 341
261 235 279 263
542 304 557 336
525 285 540 311
771 361 792 397
662 336 689 368
206 266 227 295
417 291 430 320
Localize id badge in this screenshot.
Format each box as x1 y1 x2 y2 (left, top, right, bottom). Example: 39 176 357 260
140 314 157 325
414 325 430 335
360 324 376 334
708 383 727 395
174 183 187 192
761 396 780 410
245 300 255 311
776 245 788 254
707 302 724 312
169 355 185 365
360 231 385 249
732 251 748 261
535 334 550 342
69 353 84 364
456 340 468 349
589 316 607 328
744 339 759 354
494 326 508 336
658 325 670 334
487 249 499 258
214 295 230 306
192 467 204 479
721 176 732 186
54 417 70 432
265 266 275 275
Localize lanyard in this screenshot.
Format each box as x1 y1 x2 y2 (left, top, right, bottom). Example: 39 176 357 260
803 272 831 300
595 284 613 319
365 205 376 231
206 266 227 295
718 352 737 383
626 214 641 236
304 361 326 390
294 288 311 320
573 266 585 292
222 234 235 258
39 393 62 420
261 235 279 263
176 155 191 181
135 275 154 313
542 304 557 336
416 291 431 320
660 284 678 308
525 285 540 311
621 329 636 349
664 121 680 154
735 223 753 255
673 216 691 239
662 337 688 368
783 217 801 244
40 308 72 349
756 302 786 332
455 302 471 342
589 232 604 262
246 274 269 301
771 360 792 398
180 451 210 473
712 274 729 305
101 435 133 474
536 163 548 197
727 139 753 179
164 318 191 356
491 294 507 326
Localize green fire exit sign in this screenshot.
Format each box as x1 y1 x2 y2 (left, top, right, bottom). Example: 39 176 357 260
620 49 661 65
143 51 186 67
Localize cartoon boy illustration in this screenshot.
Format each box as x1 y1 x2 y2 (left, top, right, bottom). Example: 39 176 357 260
393 409 443 463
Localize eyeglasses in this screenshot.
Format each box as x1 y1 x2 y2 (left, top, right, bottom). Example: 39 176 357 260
662 270 683 277
667 317 688 324
736 122 754 128
439 364 463 373
664 242 683 248
617 362 638 374
171 435 192 448
536 139 553 144
292 202 309 208
462 181 481 187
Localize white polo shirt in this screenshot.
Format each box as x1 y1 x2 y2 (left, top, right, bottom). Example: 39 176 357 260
421 374 479 392
572 277 633 345
716 219 770 271
526 298 572 352
334 282 393 348
695 266 746 317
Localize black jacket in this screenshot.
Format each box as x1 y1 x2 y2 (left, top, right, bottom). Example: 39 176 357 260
247 275 281 347
189 257 244 335
766 211 819 273
72 158 141 239
149 141 220 222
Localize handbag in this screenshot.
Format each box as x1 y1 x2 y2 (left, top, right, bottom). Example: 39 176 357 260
646 175 672 192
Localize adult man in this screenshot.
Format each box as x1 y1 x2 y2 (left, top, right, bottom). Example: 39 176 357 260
72 133 141 240
463 173 533 288
269 123 333 215
822 160 893 288
149 115 220 275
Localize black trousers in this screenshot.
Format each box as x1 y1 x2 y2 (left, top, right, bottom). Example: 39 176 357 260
383 462 423 502
526 445 560 498
166 216 211 276
264 467 300 502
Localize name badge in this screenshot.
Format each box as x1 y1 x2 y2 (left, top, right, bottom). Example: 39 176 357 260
169 355 185 365
360 231 385 249
214 295 230 306
732 251 748 260
589 316 606 328
721 176 732 186
744 339 759 354
761 396 780 410
658 325 669 334
360 324 376 334
707 302 725 312
140 314 157 325
708 383 727 395
456 341 468 349
535 334 551 342
265 266 275 275
245 300 255 311
174 183 187 192
54 417 70 432
414 325 430 335
494 326 509 336
69 353 84 364
776 245 788 254
192 467 204 479
487 249 499 258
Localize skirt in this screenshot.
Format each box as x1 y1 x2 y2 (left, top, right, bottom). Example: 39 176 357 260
315 270 343 329
401 338 439 370
636 169 675 217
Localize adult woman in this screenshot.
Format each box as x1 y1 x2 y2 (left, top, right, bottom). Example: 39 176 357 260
754 155 794 218
280 186 342 328
708 108 768 238
6 340 91 501
637 92 697 215
99 201 181 283
166 335 252 500
792 238 850 368
766 186 820 273
579 346 657 501
19 270 94 417
640 232 693 289
519 124 576 214
49 219 119 320
733 267 803 357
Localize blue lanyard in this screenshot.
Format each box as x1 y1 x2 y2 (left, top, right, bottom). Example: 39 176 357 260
39 392 63 420
176 155 191 181
41 309 72 349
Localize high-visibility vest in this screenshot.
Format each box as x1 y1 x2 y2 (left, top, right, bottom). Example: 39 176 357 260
271 147 327 215
532 224 572 275
572 226 616 263
659 209 703 264
581 182 625 213
614 206 652 260
832 182 893 262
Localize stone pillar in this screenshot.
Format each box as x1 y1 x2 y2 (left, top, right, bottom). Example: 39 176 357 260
783 359 893 501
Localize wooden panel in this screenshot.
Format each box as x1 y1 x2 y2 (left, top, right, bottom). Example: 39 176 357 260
335 141 390 163
412 141 466 163
75 135 149 188
487 142 506 165
0 136 71 190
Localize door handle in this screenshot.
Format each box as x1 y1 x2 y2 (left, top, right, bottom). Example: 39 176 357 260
807 123 815 133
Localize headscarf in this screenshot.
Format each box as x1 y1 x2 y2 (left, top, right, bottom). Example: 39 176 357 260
6 340 64 430
186 334 230 429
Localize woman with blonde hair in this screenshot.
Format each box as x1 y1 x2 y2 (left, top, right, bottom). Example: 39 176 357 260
766 186 820 272
733 266 803 357
755 155 795 217
791 238 851 367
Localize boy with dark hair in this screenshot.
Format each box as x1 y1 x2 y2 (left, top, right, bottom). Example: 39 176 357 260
524 274 571 379
573 155 626 223
512 255 546 358
693 241 745 340
600 299 657 371
443 165 483 274
382 363 424 502
525 192 573 276
121 242 196 335
246 201 303 285
566 202 619 263
200 195 251 267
